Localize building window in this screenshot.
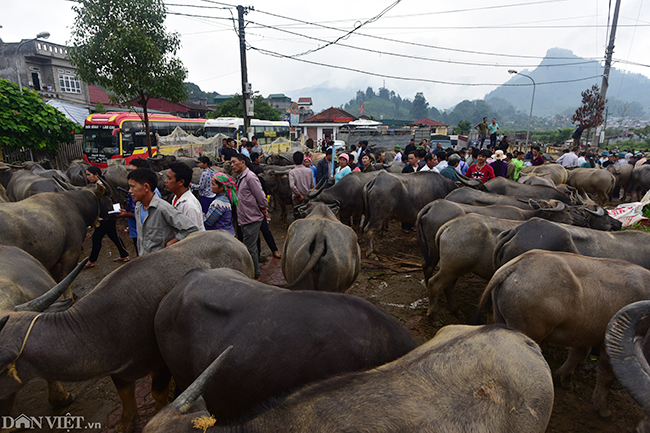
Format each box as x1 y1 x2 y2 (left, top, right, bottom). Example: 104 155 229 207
31 72 42 91
59 74 81 94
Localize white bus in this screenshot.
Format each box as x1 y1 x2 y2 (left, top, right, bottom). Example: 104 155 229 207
204 117 291 145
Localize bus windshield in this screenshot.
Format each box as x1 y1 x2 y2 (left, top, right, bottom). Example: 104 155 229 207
83 125 118 161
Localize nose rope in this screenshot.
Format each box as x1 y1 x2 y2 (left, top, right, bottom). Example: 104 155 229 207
2 313 43 383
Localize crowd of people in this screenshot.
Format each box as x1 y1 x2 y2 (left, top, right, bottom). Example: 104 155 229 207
85 132 650 280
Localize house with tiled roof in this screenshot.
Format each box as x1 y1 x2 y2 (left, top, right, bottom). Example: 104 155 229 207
298 107 357 143
410 118 449 135
264 93 292 112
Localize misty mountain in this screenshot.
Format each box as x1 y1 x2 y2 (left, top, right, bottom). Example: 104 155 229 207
485 48 650 117
285 82 360 113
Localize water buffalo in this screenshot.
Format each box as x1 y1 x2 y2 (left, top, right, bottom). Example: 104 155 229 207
146 155 177 172
630 165 650 201
605 300 650 433
2 169 67 201
426 214 521 317
417 199 571 284
445 188 621 231
300 171 381 227
0 248 87 414
154 267 416 421
493 217 647 271
518 174 556 187
362 171 458 258
282 203 360 292
65 160 91 186
263 152 293 166
144 324 553 433
567 168 616 206
259 166 293 224
476 250 650 418
520 164 568 185
102 165 130 204
480 177 574 204
0 231 253 433
23 161 71 183
606 162 634 199
0 187 112 282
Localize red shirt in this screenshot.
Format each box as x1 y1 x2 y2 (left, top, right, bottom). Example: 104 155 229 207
531 155 545 166
466 163 495 183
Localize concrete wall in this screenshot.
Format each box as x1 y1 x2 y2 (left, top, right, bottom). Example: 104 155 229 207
0 40 90 108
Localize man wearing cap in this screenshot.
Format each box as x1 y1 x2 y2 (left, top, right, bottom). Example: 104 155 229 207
241 138 253 159
603 153 617 168
393 146 403 162
600 151 610 165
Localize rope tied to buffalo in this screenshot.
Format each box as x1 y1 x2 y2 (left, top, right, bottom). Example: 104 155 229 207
2 313 43 383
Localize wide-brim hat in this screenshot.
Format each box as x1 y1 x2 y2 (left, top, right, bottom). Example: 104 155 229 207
601 151 609 156
394 146 402 151
617 152 626 158
492 150 506 161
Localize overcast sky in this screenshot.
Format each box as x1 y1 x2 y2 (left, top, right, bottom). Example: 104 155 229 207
3 0 649 111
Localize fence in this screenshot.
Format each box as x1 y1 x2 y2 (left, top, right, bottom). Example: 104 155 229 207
1 134 83 169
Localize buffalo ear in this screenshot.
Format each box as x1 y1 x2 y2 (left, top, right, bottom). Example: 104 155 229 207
0 316 8 334
96 184 106 199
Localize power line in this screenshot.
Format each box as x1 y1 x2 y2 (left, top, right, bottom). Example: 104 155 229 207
249 45 604 87
247 19 600 69
290 0 402 58
252 8 605 61
164 7 648 69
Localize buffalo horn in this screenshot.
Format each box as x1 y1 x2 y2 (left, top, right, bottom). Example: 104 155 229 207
547 201 566 212
585 206 605 217
605 301 650 416
171 346 233 414
307 178 328 199
14 258 89 312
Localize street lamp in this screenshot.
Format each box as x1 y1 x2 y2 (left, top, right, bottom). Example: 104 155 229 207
15 31 50 93
509 69 535 153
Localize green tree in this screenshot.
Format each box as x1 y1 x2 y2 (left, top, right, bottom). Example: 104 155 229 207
94 101 107 114
410 92 429 120
0 79 79 151
69 0 189 157
452 120 472 135
206 95 282 121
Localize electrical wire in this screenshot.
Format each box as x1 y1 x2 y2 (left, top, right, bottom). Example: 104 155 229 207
289 0 401 58
247 19 599 69
249 45 605 87
252 7 606 60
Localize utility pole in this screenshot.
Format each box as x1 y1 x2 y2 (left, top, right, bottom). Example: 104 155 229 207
592 0 621 147
237 5 253 138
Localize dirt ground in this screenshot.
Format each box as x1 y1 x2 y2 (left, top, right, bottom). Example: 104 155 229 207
8 208 646 432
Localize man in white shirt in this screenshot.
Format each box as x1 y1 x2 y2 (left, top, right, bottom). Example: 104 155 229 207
419 153 439 172
165 162 205 231
556 148 579 167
